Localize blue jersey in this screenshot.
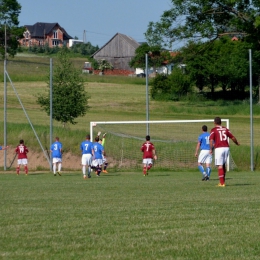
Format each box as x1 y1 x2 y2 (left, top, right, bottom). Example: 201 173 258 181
50 141 62 158
0 146 2 150
80 140 93 154
93 142 104 159
198 132 210 150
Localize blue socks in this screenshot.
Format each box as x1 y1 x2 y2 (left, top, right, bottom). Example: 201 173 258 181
198 165 205 176
206 167 211 177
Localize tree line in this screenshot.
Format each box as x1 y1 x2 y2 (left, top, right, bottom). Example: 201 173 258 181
129 0 260 101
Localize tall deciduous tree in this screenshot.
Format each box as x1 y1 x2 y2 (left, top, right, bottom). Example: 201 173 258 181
0 0 24 57
145 0 260 48
174 38 255 96
37 47 90 126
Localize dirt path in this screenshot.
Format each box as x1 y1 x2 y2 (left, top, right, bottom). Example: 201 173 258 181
1 149 81 171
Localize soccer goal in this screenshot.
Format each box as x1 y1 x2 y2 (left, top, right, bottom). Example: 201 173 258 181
90 120 237 171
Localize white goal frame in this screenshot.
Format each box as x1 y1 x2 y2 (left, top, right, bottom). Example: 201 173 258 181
90 119 231 171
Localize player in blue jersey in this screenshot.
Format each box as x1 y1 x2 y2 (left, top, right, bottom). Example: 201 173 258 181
80 134 94 179
50 137 63 176
195 125 212 181
92 136 104 176
0 145 8 151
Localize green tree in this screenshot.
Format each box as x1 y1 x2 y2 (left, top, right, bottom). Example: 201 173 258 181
175 38 253 96
0 0 24 57
145 0 260 48
97 59 113 73
37 47 90 125
70 42 99 56
129 43 172 72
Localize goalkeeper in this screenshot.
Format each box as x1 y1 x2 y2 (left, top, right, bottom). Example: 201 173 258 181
97 132 109 173
141 135 157 176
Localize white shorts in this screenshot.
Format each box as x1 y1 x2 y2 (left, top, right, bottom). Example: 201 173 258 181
53 158 62 164
92 159 103 167
214 147 229 166
143 158 153 165
18 159 28 165
198 150 212 164
81 154 92 166
102 155 107 163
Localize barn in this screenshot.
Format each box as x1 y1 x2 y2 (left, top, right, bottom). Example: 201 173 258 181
91 33 140 72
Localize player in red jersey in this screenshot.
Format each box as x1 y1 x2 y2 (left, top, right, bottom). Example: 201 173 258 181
209 117 239 187
15 139 29 175
141 135 157 176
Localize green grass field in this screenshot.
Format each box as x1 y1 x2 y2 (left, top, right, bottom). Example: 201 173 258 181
1 170 260 260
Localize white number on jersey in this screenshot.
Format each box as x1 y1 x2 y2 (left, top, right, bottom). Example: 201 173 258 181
205 136 209 144
218 130 227 141
19 146 24 153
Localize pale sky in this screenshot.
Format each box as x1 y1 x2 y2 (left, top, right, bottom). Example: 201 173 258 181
18 0 173 48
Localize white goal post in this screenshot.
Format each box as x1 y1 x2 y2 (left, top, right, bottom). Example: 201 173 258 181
90 119 236 171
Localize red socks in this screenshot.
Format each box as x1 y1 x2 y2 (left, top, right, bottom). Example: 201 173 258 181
218 168 225 184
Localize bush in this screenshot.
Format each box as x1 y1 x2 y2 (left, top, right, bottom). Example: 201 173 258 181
150 68 193 101
150 74 171 100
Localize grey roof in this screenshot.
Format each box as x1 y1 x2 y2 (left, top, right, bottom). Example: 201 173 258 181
24 22 73 40
91 32 140 57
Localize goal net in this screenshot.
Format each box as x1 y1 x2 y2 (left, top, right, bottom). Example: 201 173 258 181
90 120 237 171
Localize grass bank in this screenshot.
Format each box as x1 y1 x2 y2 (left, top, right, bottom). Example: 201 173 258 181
0 80 259 171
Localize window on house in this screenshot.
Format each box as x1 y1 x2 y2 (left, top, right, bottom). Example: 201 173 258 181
53 30 58 39
52 40 59 46
24 31 29 39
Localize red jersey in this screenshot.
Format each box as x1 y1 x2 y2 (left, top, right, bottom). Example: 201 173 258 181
141 141 155 159
15 144 29 159
209 126 234 148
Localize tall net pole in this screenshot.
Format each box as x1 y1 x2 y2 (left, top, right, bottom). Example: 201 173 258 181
4 23 7 170
145 53 149 135
49 58 53 171
249 49 254 171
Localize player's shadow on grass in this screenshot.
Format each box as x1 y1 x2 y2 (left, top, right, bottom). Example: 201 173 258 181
152 174 171 177
229 183 253 186
209 177 233 181
102 173 121 177
29 172 46 175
